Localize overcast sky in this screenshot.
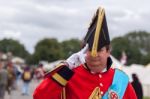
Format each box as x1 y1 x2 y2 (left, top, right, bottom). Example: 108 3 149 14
0 0 150 53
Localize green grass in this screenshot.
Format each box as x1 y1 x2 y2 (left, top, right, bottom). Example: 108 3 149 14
144 97 150 99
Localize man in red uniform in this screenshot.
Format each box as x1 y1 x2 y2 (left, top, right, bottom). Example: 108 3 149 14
33 7 137 99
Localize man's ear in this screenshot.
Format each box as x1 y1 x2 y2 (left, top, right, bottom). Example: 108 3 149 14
107 49 111 55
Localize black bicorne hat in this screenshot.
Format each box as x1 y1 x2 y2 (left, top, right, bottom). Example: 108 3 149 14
83 7 110 57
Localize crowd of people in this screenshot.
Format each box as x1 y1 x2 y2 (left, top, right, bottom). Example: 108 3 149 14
0 55 45 99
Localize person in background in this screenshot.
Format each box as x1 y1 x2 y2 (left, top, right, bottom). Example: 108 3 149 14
131 73 143 99
0 60 8 99
14 62 23 88
34 64 44 82
6 62 16 95
21 66 32 95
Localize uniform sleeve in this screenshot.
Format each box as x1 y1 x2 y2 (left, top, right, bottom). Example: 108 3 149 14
33 77 63 99
33 64 74 99
123 83 137 99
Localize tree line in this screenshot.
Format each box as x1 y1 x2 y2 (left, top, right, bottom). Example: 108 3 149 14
0 31 150 65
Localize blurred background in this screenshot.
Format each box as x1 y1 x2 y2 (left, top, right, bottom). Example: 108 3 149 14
0 0 150 99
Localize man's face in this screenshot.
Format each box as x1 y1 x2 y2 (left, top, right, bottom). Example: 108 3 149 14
85 46 110 68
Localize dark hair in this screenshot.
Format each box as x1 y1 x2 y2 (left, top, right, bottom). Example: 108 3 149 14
132 73 139 82
105 45 111 51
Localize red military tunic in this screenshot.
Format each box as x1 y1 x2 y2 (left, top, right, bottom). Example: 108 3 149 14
33 65 137 99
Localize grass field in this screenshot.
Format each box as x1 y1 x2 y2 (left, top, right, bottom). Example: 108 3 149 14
144 97 150 99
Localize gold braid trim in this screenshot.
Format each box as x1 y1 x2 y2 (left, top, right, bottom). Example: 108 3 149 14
91 7 105 57
61 87 66 99
89 87 102 99
52 73 67 86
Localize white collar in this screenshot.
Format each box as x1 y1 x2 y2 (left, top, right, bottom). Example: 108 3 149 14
90 68 107 74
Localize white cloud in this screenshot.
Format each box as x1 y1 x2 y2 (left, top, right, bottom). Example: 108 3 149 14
0 0 149 53
2 30 21 38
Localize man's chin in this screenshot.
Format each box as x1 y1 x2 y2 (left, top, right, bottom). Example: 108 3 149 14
90 64 102 67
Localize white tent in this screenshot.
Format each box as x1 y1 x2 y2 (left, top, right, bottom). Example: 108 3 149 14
11 57 25 64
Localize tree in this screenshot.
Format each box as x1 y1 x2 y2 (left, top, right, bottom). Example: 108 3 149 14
125 31 150 55
111 37 129 60
125 31 150 65
0 39 29 58
111 37 141 65
61 39 81 59
31 38 63 64
111 31 150 65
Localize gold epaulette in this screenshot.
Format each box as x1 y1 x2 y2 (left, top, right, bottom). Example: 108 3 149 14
45 62 66 76
45 62 74 87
